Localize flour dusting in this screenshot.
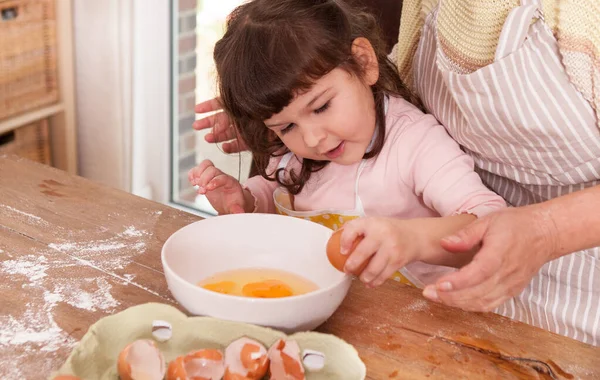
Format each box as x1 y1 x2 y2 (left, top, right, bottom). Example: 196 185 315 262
1 225 152 378
0 204 47 225
123 226 144 237
404 299 429 312
46 278 119 312
564 364 592 377
2 254 49 282
2 311 74 351
49 226 149 270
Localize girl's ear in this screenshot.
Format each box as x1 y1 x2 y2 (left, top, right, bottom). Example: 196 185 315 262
351 37 379 86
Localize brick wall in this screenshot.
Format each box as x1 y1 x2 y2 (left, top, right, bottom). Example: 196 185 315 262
176 0 198 202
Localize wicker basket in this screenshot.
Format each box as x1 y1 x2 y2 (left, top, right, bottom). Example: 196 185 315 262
0 119 51 165
0 0 59 121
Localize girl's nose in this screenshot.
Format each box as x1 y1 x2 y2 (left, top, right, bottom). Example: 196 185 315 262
302 125 326 148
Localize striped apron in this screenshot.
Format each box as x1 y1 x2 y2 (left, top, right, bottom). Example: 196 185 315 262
413 0 600 345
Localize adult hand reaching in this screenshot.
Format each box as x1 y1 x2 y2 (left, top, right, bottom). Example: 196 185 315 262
422 206 558 312
193 97 249 154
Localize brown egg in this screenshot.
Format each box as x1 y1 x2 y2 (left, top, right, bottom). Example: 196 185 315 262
53 376 82 380
117 339 166 380
267 339 305 380
166 349 225 380
223 337 269 380
326 228 368 275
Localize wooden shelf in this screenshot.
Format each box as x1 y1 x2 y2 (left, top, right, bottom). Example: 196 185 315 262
0 104 64 136
0 0 77 174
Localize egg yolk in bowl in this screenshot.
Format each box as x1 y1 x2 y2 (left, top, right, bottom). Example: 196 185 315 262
197 268 318 298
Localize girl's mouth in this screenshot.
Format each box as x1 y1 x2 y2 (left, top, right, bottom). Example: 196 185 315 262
325 142 345 159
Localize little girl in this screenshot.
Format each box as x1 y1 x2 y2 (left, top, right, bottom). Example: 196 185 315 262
189 0 506 289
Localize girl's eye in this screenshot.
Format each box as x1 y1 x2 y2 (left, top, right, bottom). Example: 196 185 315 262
314 101 330 114
281 123 295 134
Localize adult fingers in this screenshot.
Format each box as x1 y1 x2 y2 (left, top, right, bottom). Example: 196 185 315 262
194 97 222 114
434 241 504 293
193 111 231 135
222 139 249 154
432 276 512 312
440 217 488 253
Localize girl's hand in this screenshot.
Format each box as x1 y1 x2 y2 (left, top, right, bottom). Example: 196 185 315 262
188 159 250 214
193 97 249 154
339 217 429 287
423 207 558 312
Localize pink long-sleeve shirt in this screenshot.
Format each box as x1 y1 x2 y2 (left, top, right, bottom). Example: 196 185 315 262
245 96 505 218
244 96 506 286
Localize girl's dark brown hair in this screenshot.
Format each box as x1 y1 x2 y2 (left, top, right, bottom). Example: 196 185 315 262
214 0 420 195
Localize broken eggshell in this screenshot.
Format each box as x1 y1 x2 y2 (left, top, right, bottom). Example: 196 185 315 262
151 319 173 342
166 349 225 380
117 339 166 380
302 349 326 372
267 339 306 380
223 337 269 380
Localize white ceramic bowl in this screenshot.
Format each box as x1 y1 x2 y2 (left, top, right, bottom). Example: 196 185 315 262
161 213 352 332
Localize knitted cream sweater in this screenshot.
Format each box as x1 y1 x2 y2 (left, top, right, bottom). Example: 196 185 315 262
394 0 599 120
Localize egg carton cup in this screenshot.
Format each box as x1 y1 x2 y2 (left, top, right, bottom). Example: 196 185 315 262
52 302 366 380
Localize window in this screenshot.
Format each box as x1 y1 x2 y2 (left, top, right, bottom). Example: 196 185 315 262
170 0 252 216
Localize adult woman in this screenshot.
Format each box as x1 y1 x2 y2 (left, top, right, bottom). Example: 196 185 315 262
193 0 600 345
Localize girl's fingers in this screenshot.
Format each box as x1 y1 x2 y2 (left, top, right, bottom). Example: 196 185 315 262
228 203 245 214
188 160 215 186
197 165 224 190
344 236 379 275
207 174 235 191
358 248 389 284
371 258 404 288
339 219 366 255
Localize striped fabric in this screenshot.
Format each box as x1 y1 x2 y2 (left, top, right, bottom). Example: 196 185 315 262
412 0 600 345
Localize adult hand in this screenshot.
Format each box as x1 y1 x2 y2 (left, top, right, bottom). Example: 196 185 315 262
193 97 249 154
423 206 558 312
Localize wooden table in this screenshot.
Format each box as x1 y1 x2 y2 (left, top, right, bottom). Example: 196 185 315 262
1 155 599 380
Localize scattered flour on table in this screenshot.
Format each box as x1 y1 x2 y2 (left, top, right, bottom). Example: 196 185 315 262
0 225 151 378
403 299 429 312
563 364 593 378
122 225 144 237
48 226 149 270
0 204 47 225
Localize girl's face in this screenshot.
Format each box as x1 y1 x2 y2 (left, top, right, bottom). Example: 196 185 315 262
264 39 379 165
